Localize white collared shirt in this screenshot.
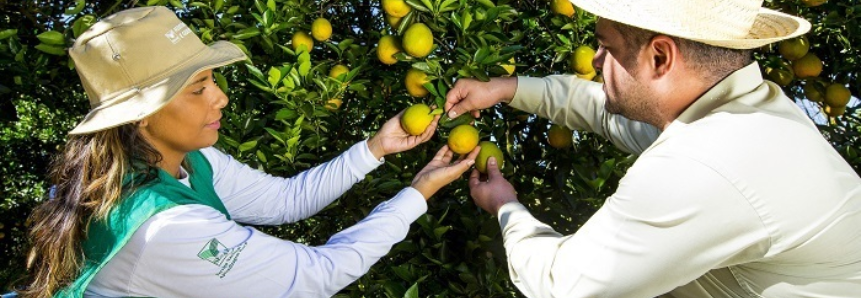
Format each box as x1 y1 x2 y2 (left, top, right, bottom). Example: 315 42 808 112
85 140 427 298
499 62 861 298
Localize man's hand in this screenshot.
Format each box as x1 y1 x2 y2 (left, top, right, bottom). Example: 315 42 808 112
411 145 481 200
469 157 518 216
445 77 518 119
367 110 440 160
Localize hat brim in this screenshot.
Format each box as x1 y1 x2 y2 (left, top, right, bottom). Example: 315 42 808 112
69 41 247 135
570 0 811 49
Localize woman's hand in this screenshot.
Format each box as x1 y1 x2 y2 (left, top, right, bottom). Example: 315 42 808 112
367 110 440 160
411 145 481 200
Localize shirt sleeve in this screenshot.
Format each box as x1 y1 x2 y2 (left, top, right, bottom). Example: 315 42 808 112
200 140 383 225
510 75 661 154
120 187 427 298
497 153 771 298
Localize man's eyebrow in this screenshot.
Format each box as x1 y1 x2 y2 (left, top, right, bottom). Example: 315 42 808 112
190 75 210 85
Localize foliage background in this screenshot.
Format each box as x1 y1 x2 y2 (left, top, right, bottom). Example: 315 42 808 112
1 0 858 296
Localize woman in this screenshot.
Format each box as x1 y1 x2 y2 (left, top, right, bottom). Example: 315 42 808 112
23 6 479 298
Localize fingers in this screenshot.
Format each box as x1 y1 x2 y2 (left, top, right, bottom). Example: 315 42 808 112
432 145 452 162
419 114 441 141
486 157 503 179
469 168 481 188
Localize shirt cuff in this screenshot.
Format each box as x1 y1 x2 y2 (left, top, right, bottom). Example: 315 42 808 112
509 76 546 111
497 202 533 231
347 140 385 176
385 187 428 222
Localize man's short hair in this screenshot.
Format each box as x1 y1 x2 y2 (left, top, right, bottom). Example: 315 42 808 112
609 20 753 83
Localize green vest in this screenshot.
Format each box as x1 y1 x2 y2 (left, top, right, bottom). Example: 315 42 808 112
56 151 231 298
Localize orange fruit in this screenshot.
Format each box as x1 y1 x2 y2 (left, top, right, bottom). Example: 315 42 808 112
547 124 573 149
570 45 596 75
792 53 823 79
402 23 434 58
401 103 434 135
404 68 430 97
329 64 350 80
824 105 845 117
382 0 411 18
385 14 402 28
292 32 314 53
325 98 343 111
801 0 827 7
501 58 516 76
824 83 851 108
448 125 479 154
551 0 575 17
311 18 332 41
377 35 401 65
803 81 825 102
778 37 809 61
576 70 597 81
765 67 794 87
475 141 504 174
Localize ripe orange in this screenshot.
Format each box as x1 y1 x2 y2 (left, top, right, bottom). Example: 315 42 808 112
792 53 823 79
448 125 480 154
570 45 596 75
377 35 401 65
550 0 575 17
501 58 516 76
403 23 434 58
329 64 350 80
292 32 314 53
401 103 434 135
311 18 332 41
382 0 411 18
405 68 430 97
325 98 343 111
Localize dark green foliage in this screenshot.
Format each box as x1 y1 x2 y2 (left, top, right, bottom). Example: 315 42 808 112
1 0 859 296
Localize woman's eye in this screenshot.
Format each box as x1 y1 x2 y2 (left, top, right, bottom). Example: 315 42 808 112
193 87 205 95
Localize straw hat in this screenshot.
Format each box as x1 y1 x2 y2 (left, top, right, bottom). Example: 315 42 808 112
568 0 811 49
68 6 247 134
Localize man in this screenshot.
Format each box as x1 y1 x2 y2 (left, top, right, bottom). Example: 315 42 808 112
445 0 861 297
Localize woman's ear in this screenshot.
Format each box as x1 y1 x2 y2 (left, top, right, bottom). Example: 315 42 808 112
137 119 149 128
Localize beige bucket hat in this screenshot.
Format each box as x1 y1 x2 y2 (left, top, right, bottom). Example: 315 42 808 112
68 6 247 135
569 0 811 49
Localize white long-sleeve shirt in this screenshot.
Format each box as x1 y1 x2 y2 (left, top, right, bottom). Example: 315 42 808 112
85 140 427 298
499 63 861 297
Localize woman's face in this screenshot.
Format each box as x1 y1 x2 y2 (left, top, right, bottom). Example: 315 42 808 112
139 70 227 157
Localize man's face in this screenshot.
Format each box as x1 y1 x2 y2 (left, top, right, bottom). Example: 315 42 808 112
593 19 658 124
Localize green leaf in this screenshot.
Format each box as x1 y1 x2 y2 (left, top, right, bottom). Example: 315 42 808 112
238 140 258 152
430 108 444 115
433 226 451 240
268 67 282 87
405 0 432 13
475 0 495 8
246 64 265 81
0 29 18 40
266 0 276 12
35 44 66 56
298 61 311 77
36 31 65 46
213 72 228 93
403 282 419 298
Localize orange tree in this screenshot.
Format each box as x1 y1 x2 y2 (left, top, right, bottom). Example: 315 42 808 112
1 0 858 296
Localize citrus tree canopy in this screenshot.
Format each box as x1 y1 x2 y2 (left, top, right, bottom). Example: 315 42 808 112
1 0 858 295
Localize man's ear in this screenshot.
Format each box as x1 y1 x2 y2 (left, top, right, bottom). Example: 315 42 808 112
646 35 679 79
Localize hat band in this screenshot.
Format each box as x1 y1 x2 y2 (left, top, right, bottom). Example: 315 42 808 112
89 86 141 112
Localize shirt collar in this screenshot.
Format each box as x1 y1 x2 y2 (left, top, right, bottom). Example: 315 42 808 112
675 62 764 125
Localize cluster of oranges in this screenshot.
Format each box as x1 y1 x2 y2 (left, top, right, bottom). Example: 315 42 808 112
400 104 504 174
766 35 852 118
288 17 348 111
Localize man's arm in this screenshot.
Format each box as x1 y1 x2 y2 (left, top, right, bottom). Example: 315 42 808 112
497 154 770 297
511 75 660 154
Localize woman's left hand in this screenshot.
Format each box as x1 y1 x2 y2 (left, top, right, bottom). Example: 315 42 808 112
367 110 440 159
